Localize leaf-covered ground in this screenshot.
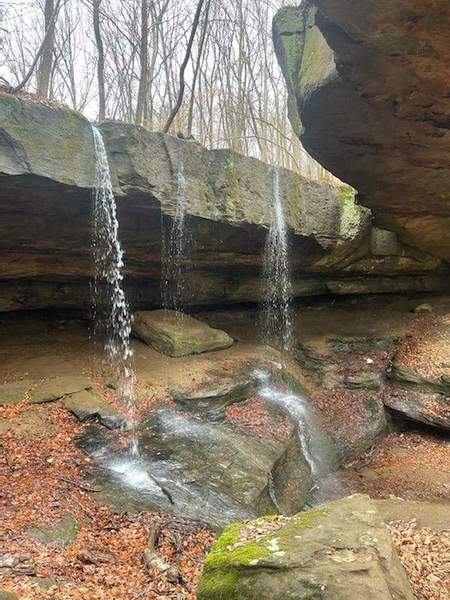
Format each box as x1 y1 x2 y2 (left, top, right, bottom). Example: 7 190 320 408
0 402 214 599
389 521 450 600
1 300 449 599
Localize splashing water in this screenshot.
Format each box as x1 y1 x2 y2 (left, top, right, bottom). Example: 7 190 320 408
260 168 293 351
253 368 317 478
91 125 138 456
161 163 190 314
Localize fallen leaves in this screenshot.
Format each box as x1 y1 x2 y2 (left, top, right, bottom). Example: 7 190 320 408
389 520 450 600
225 395 293 441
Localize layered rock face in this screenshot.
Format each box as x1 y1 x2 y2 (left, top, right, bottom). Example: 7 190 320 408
273 1 450 262
0 91 447 311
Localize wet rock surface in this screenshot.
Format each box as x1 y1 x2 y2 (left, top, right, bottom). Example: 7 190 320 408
198 494 414 600
63 390 125 429
78 373 312 530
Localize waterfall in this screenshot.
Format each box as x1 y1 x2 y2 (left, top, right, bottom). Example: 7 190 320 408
91 125 138 456
161 163 190 313
261 168 293 351
254 369 317 478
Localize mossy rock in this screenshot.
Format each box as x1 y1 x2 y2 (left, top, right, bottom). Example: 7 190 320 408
27 513 80 547
198 495 414 600
0 91 95 187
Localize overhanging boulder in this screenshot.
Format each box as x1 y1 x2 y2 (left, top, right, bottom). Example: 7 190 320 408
273 2 450 262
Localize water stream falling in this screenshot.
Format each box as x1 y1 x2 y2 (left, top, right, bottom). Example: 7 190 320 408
91 125 138 456
161 163 190 313
260 168 293 351
253 368 317 479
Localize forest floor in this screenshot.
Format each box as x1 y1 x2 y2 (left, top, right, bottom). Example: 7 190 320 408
1 295 449 599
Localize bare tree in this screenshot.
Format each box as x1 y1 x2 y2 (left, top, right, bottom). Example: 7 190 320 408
36 0 56 97
93 0 106 120
9 0 64 95
1 0 339 183
135 0 149 125
186 0 210 137
162 0 205 133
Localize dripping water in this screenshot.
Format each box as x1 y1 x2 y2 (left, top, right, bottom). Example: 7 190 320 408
260 168 293 352
161 163 190 314
91 125 138 457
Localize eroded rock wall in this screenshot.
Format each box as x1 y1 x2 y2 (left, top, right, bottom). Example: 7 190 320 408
0 92 447 311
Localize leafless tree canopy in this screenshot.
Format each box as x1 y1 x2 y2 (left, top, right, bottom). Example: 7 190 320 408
0 0 336 181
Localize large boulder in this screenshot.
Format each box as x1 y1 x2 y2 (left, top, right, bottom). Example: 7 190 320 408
132 310 234 357
0 92 446 311
273 2 450 263
198 494 414 600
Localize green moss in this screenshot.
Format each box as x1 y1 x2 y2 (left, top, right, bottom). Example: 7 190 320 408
197 569 240 600
205 540 271 570
300 22 331 92
364 396 380 416
338 187 369 239
339 187 356 208
202 184 216 213
211 523 244 552
287 172 304 224
0 91 95 186
222 157 243 219
0 90 21 108
292 507 327 530
199 508 329 598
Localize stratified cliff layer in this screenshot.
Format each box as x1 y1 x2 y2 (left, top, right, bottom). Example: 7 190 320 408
0 91 446 311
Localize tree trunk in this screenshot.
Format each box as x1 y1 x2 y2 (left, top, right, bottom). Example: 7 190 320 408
187 0 211 137
135 0 149 126
10 0 63 95
36 0 56 98
93 0 106 121
162 0 205 134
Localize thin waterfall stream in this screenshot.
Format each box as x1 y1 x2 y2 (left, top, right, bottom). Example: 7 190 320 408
91 125 139 457
260 168 293 351
161 162 189 314
259 169 322 501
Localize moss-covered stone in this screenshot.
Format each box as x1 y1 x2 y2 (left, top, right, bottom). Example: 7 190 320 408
0 92 94 187
198 495 414 600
